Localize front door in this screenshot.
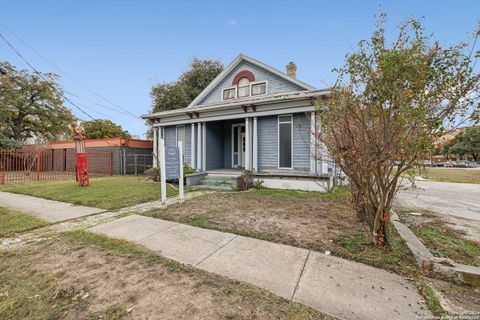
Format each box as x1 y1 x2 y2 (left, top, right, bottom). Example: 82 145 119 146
232 124 246 168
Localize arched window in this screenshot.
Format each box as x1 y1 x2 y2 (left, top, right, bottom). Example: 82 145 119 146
237 77 250 97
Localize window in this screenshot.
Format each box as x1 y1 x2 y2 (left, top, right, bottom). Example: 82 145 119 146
278 115 292 168
223 87 236 100
176 125 185 148
237 77 250 97
251 82 266 96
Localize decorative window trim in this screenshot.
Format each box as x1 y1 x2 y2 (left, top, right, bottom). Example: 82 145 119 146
250 80 268 96
232 70 255 85
222 86 237 101
277 114 293 169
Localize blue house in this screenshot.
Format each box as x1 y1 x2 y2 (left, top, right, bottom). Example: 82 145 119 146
142 54 333 191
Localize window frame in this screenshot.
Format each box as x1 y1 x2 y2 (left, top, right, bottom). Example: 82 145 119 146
237 77 251 98
176 125 185 148
277 114 293 169
222 86 237 101
250 81 268 96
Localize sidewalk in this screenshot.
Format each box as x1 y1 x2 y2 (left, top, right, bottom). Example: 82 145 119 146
0 191 104 222
90 214 431 320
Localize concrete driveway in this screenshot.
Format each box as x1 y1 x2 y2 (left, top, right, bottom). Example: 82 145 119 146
395 180 480 240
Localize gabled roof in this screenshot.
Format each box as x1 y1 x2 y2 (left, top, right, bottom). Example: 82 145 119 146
187 54 316 108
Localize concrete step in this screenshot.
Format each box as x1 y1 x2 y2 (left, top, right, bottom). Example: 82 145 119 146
190 184 233 191
203 175 235 182
200 179 233 186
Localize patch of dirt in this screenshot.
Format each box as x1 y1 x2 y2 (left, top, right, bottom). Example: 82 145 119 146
154 191 366 254
427 278 480 313
1 238 329 319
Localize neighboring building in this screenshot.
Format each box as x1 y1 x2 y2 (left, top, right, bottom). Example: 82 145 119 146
142 54 333 191
47 138 153 175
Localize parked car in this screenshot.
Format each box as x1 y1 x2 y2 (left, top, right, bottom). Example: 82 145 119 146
432 162 445 167
444 161 454 167
453 160 472 168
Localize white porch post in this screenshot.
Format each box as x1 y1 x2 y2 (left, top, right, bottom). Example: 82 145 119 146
245 117 251 170
253 117 258 171
152 127 158 168
191 123 196 170
202 122 207 171
197 122 202 171
310 112 316 175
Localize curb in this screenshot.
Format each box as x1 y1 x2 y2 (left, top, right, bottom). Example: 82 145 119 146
391 211 480 287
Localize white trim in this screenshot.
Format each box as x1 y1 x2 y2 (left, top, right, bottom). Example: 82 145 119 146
152 127 158 168
253 117 258 171
196 122 202 171
250 80 268 97
277 114 293 169
231 123 245 168
202 122 206 171
186 54 316 108
144 88 329 119
245 117 251 170
153 105 316 127
222 86 237 101
191 123 196 169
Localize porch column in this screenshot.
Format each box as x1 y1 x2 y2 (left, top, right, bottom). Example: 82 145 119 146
310 112 316 175
202 122 207 171
253 117 258 171
152 127 158 168
197 122 202 171
191 123 196 170
245 117 251 170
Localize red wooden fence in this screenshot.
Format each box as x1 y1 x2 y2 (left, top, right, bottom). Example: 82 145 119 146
0 150 113 183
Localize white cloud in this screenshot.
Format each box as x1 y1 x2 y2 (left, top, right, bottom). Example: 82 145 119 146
227 19 238 27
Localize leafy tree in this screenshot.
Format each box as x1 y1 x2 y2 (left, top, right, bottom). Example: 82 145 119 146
82 119 130 140
448 127 480 161
316 15 480 245
151 57 223 112
0 132 21 150
0 61 75 143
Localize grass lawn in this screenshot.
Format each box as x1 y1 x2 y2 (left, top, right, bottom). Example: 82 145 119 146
0 176 178 210
0 207 47 237
141 186 418 277
0 230 332 319
400 211 480 267
419 168 480 184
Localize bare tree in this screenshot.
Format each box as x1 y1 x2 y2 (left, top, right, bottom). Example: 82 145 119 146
316 15 480 245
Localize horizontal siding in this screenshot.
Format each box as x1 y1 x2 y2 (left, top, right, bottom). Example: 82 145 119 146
164 126 176 148
293 113 310 171
198 61 305 106
257 116 278 170
257 113 311 172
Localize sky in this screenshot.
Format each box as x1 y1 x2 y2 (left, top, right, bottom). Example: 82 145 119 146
1 0 479 138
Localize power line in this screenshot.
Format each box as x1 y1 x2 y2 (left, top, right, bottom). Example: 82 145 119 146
0 23 141 119
64 90 138 118
0 33 128 147
0 31 95 120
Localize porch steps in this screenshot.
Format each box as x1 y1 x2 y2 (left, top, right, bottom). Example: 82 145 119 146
191 175 237 191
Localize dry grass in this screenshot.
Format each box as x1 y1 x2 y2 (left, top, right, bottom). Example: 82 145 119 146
0 231 332 319
420 168 480 184
142 187 418 276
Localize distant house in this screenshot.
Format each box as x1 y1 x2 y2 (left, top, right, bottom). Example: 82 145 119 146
142 54 332 191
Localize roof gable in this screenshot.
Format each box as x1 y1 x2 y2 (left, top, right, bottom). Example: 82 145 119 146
188 54 315 108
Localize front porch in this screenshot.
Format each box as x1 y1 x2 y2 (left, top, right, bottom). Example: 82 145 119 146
152 115 329 177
